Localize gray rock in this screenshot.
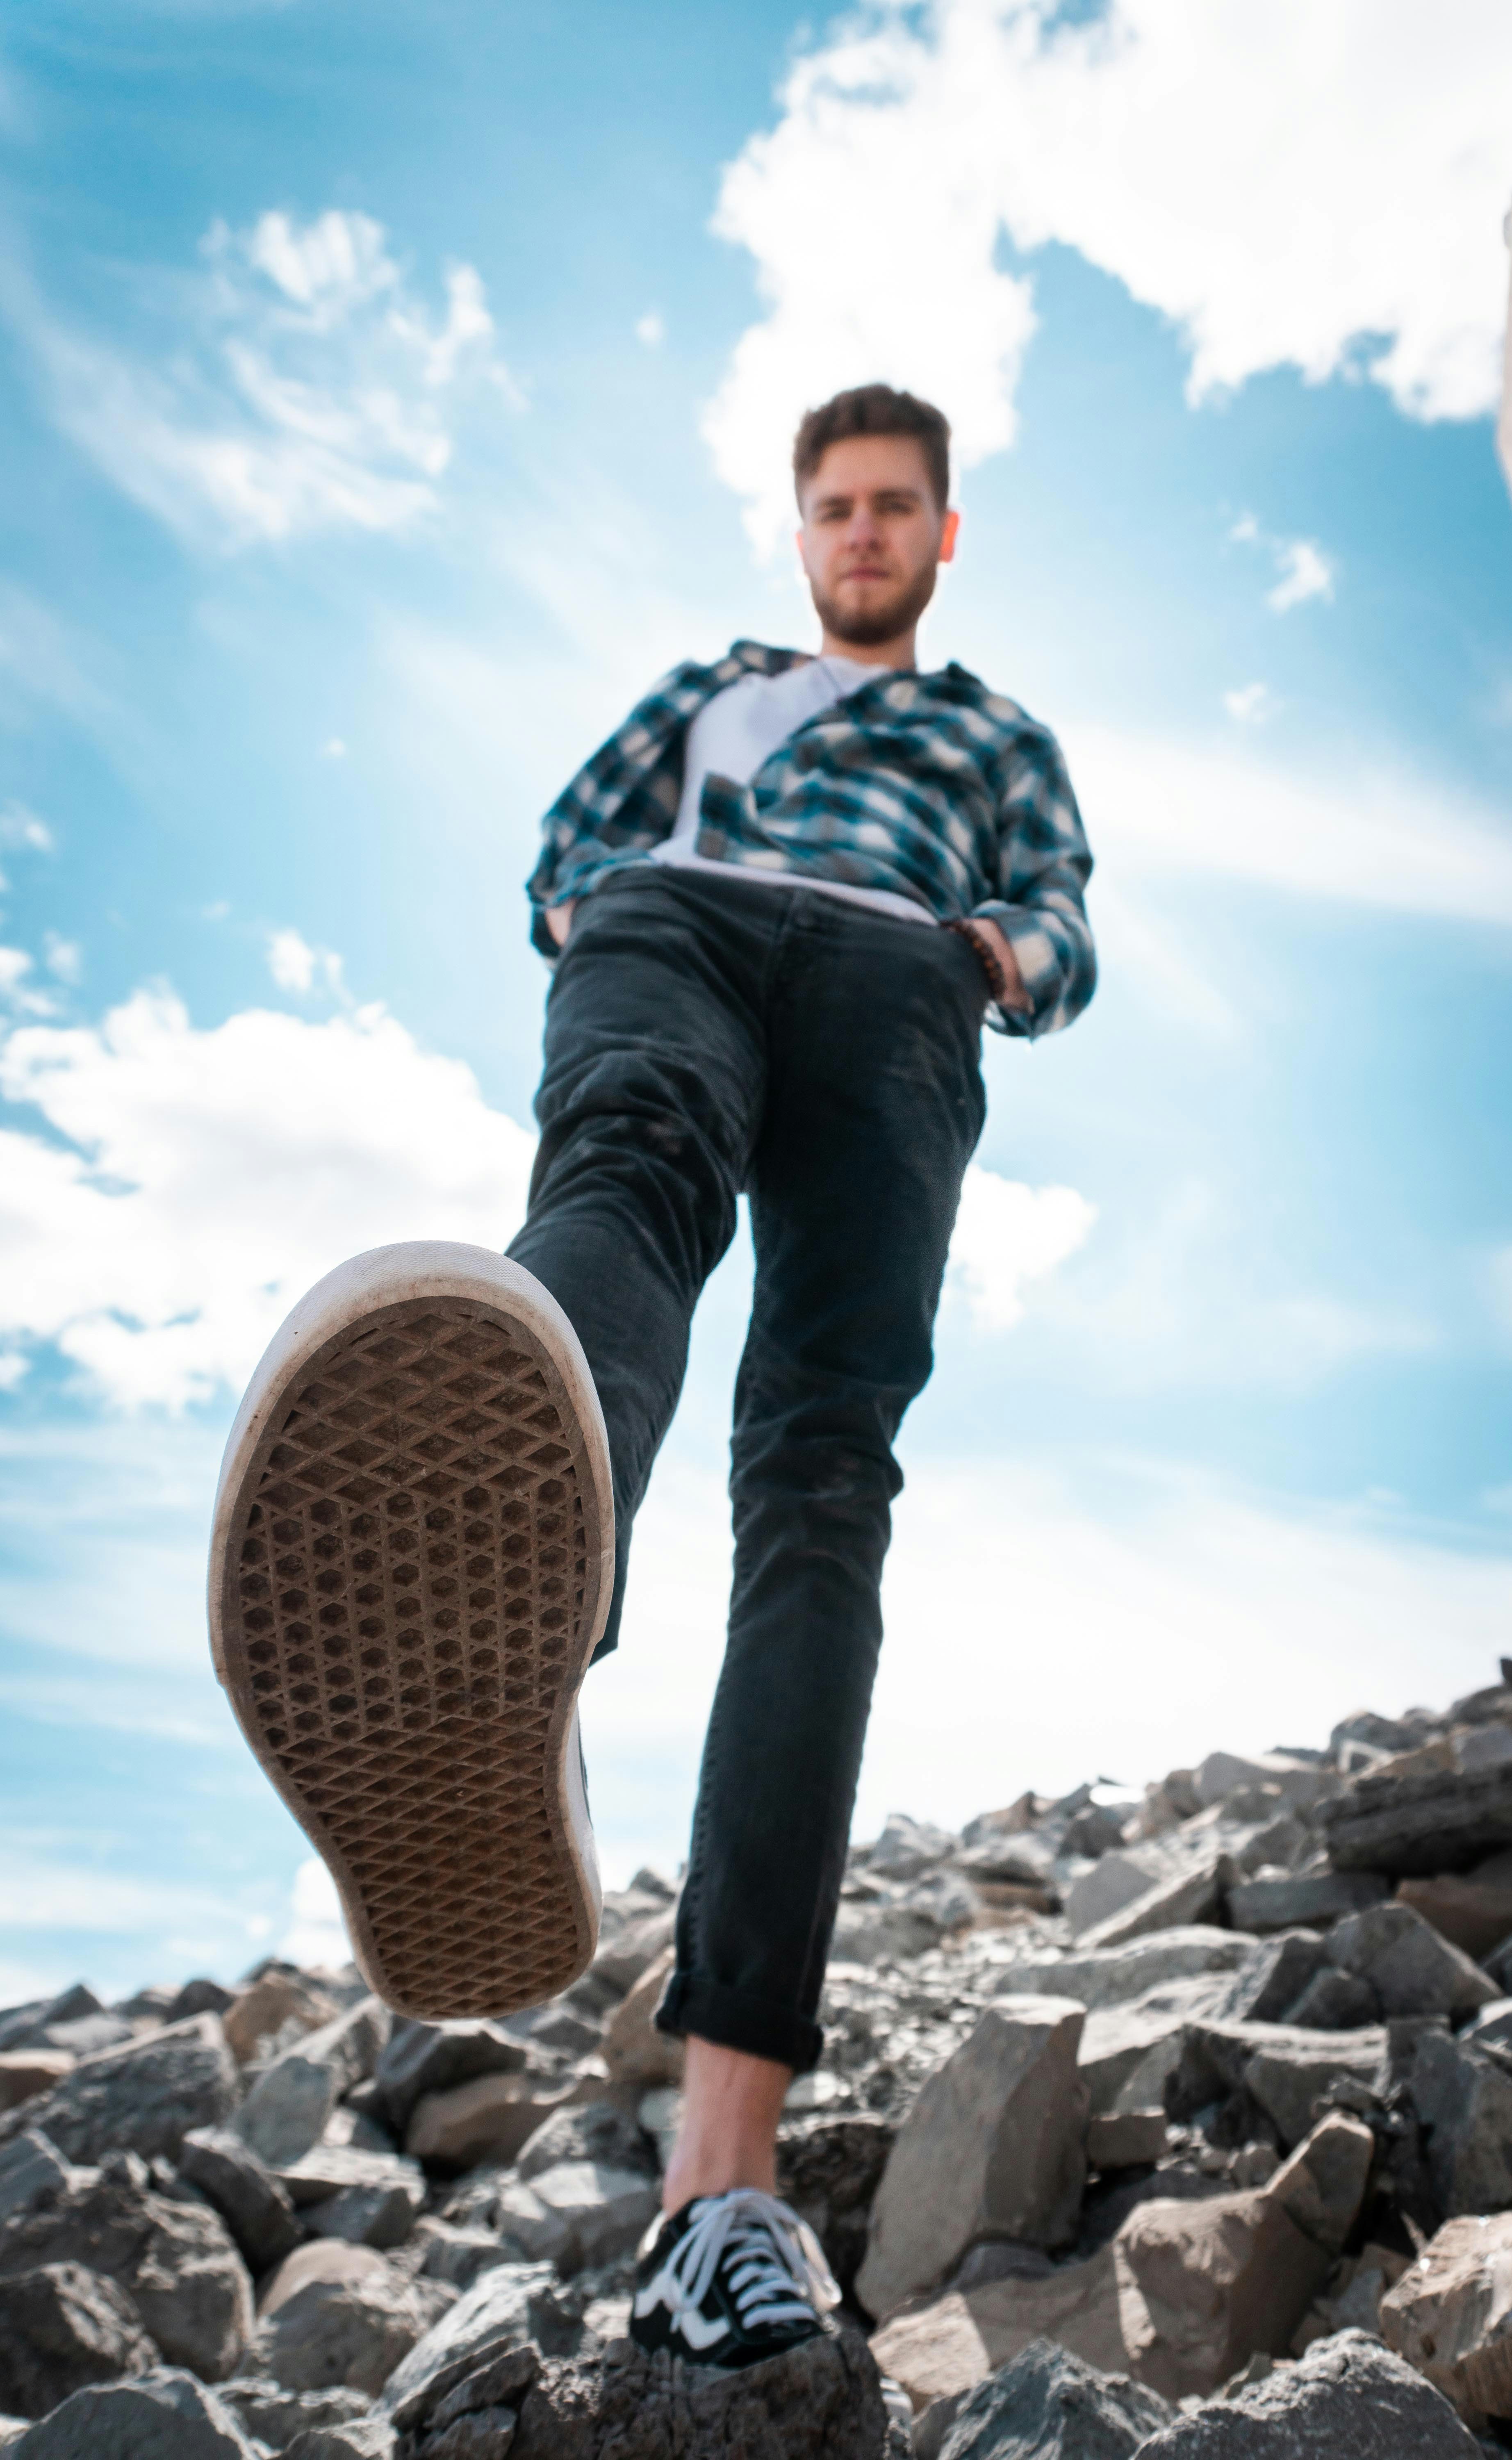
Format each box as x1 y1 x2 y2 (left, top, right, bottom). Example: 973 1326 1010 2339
1320 1754 1512 1878
0 2262 157 2418
936 2335 1175 2458
514 2102 656 2185
285 2419 396 2458
1132 2328 1480 2454
1087 2112 1168 2169
867 1813 956 1879
10 2367 260 2458
1410 2029 1512 2215
857 1998 1088 2321
380 2264 579 2431
374 2021 527 2137
1225 1869 1388 1933
1065 1852 1170 1938
1077 1860 1232 1954
483 2161 660 2273
0 2017 239 2165
829 1901 943 1965
991 1931 1257 2013
412 2221 520 2292
1210 1932 1329 2025
1195 1752 1339 1813
302 2177 427 2251
1168 2019 1387 2148
588 1906 678 1998
168 1979 236 2023
219 2379 377 2447
1078 1979 1232 2118
0 2157 253 2379
0 1991 100 2058
35 2016 133 2060
247 2243 430 2395
776 2113 895 2298
1325 1902 1498 2019
1284 1968 1380 2029
0 2133 73 2229
179 2126 301 2273
235 1999 388 2171
491 2325 888 2459
1459 1997 1512 2053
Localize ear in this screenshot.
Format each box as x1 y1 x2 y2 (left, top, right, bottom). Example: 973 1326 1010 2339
938 508 960 565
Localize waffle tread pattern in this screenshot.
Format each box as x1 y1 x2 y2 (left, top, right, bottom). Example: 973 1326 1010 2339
220 1299 594 2015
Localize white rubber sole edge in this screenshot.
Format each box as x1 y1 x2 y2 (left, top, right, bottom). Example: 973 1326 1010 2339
207 1239 613 1994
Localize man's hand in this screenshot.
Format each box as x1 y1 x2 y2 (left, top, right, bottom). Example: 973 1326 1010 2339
545 900 576 949
972 916 1030 1012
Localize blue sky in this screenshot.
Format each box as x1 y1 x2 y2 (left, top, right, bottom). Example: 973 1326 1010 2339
2 0 1512 2002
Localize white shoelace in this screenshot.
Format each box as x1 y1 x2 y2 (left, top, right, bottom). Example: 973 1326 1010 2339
654 2189 840 2334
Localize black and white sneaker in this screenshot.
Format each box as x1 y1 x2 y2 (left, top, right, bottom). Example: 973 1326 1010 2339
630 2188 840 2369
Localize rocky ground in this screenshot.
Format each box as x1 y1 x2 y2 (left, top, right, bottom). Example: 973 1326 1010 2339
8 1675 1512 2453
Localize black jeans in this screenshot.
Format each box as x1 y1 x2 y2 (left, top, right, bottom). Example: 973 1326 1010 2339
508 866 987 2069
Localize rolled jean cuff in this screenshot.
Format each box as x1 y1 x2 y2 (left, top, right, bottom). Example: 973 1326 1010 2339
654 1969 824 2075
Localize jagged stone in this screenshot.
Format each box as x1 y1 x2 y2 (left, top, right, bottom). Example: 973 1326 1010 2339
167 1979 236 2023
0 2016 239 2165
601 1948 683 2089
380 2264 584 2430
0 2156 253 2379
515 2104 655 2183
871 2116 1371 2411
1088 2112 1168 2169
235 1999 390 2170
989 1930 1256 2011
0 2133 72 2228
1380 2212 1512 2419
483 2161 659 2273
219 2380 378 2448
1320 1756 1512 1877
1208 1932 1327 2025
410 2221 517 2292
776 2113 895 2298
0 2056 72 2116
223 1973 339 2067
1323 1901 1498 2018
286 2419 397 2458
1132 2327 1481 2453
1282 1968 1380 2029
9 2366 261 2457
0 2262 157 2417
1195 1753 1339 1813
179 2125 302 2273
1166 2018 1387 2148
375 2023 529 2137
1410 2029 1512 2215
1225 1870 1388 1933
247 2242 430 2394
408 2075 578 2172
488 2324 887 2459
1078 1979 1232 2117
936 2335 1175 2458
857 1998 1088 2321
1065 1851 1171 1938
1398 1868 1512 1961
1077 1861 1233 1954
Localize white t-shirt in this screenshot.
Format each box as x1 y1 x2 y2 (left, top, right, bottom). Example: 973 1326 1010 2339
648 655 933 926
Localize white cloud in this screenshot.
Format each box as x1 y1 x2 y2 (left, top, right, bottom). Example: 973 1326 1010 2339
1066 719 1512 925
42 934 80 985
320 737 348 760
635 312 666 348
1222 682 1277 727
1266 538 1335 615
9 209 520 551
0 982 535 1407
265 927 342 998
710 0 1512 544
945 1167 1095 1332
0 802 53 855
280 1856 350 1970
0 949 56 1018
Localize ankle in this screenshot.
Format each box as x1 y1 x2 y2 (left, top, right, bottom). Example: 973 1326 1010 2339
661 2034 792 2216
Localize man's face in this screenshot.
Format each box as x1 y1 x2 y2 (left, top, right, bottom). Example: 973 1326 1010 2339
796 432 958 651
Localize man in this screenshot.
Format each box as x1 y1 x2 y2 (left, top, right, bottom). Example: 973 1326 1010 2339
209 384 1095 2371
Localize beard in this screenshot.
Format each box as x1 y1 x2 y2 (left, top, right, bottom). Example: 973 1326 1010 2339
808 557 938 650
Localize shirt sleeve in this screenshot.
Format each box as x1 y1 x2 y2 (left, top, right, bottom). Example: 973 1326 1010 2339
972 725 1096 1039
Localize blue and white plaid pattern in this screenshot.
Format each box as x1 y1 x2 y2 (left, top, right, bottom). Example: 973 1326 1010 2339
527 639 1095 1039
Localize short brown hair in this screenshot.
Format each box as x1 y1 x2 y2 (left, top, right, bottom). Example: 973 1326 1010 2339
792 383 951 513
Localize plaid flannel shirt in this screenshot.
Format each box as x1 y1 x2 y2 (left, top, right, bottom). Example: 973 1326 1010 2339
527 638 1095 1039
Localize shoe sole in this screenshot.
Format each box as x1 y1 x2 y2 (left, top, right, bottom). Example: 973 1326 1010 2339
208 1242 613 2019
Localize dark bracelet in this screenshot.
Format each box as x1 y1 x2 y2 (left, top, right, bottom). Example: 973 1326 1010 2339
945 916 1009 1004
